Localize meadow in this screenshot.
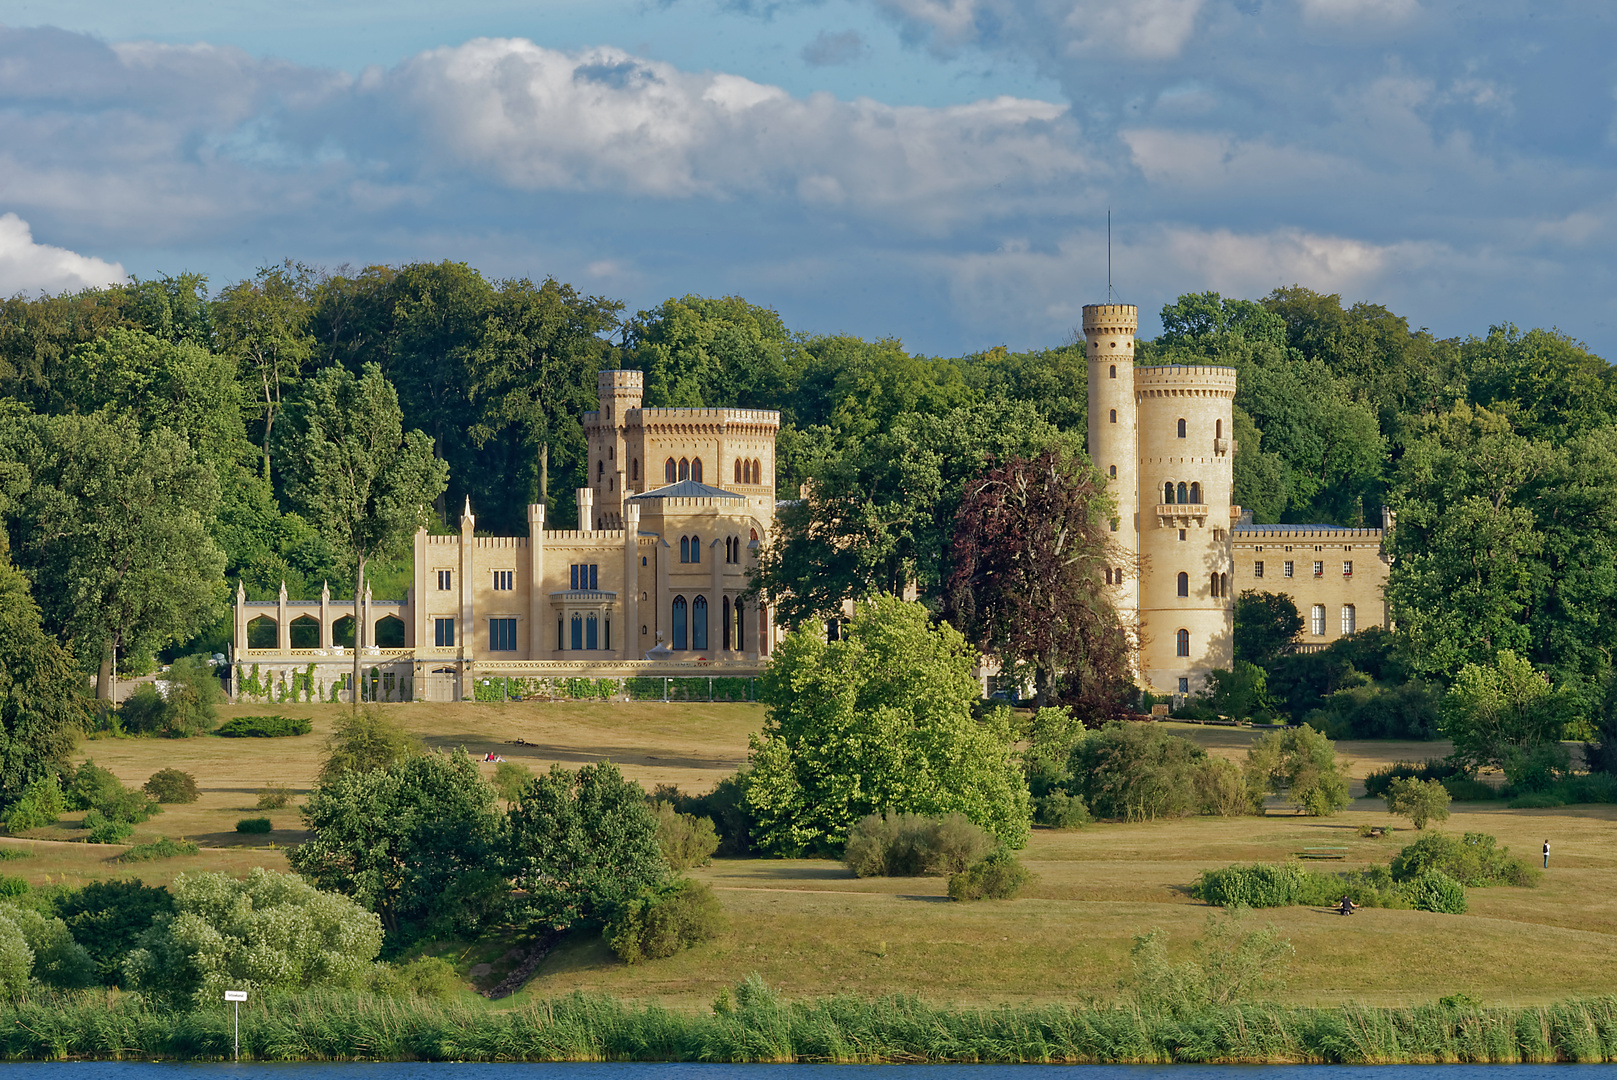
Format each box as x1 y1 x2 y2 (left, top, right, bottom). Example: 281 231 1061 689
6 703 1612 1008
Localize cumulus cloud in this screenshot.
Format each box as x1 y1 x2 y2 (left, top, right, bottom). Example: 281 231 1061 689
802 29 868 66
0 214 126 296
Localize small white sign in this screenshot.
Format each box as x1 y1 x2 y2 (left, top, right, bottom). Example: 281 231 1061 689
224 990 248 1002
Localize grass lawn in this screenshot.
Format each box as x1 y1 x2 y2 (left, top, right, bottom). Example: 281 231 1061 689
4 704 1611 1008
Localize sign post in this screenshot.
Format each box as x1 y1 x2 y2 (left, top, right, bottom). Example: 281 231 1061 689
224 989 247 1059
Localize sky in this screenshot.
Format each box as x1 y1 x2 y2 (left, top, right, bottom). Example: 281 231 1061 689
0 0 1612 356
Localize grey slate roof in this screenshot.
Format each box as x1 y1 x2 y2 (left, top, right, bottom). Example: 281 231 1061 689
629 480 744 501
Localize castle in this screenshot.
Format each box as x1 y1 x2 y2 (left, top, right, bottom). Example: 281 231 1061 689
232 370 782 701
1083 303 1389 697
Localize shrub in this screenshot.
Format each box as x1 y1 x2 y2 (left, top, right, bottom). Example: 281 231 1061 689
0 903 94 988
1191 863 1404 908
1067 722 1207 821
1312 678 1443 741
493 761 533 805
82 811 133 844
372 955 461 998
0 849 26 861
1384 776 1452 830
53 879 174 984
1443 777 1502 801
319 707 421 782
605 878 727 964
236 817 272 834
64 761 124 810
1033 792 1092 828
143 769 200 804
1130 907 1294 1015
0 875 26 899
655 772 756 856
216 714 313 738
2 775 64 832
1195 758 1252 817
117 684 168 735
947 848 1031 901
1364 759 1463 799
1507 792 1564 809
843 812 996 878
1391 832 1539 887
256 784 293 810
119 836 199 862
161 655 222 736
1400 868 1467 913
123 867 383 1005
655 802 720 870
1503 742 1572 793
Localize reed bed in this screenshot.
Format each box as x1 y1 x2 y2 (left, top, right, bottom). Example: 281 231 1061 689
8 990 1617 1064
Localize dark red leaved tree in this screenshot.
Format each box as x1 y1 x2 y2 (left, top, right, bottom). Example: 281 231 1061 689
945 447 1134 720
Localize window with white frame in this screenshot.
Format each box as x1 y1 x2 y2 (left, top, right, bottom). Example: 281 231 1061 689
1311 604 1326 636
1342 605 1356 635
1283 561 1293 578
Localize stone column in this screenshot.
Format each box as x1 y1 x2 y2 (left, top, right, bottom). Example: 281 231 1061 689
233 581 247 658
459 497 475 662
528 502 545 658
276 581 288 653
709 534 724 655
656 535 671 648
577 487 595 533
622 503 641 660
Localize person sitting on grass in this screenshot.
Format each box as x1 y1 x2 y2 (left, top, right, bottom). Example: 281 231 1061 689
1339 895 1357 916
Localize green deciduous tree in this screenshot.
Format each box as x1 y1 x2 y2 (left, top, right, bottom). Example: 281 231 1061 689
53 879 174 985
624 295 788 410
291 750 503 941
213 262 316 481
0 408 225 699
1244 723 1350 816
1439 650 1563 772
124 868 382 1006
0 551 84 816
504 760 667 931
280 363 448 701
1234 591 1303 666
746 595 1030 854
1385 776 1452 830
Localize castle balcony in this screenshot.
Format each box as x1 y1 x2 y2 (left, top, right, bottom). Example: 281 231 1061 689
1214 438 1231 456
1156 503 1209 527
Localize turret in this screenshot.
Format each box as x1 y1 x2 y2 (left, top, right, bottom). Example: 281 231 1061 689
1084 304 1139 626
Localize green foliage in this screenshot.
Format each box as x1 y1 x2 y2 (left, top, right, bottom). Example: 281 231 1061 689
256 784 293 810
843 812 996 878
216 714 312 737
1384 777 1452 830
1129 907 1294 1015
1190 864 1403 909
1506 792 1563 809
1440 650 1565 772
1363 759 1462 798
1401 869 1468 914
1502 742 1571 793
946 848 1031 901
0 903 93 989
143 769 200 804
120 836 200 862
1033 792 1093 828
1234 591 1303 666
0 553 84 819
492 761 532 806
1200 661 1278 720
604 878 727 965
1244 724 1351 816
370 955 461 998
654 802 720 871
291 750 504 942
53 878 173 984
82 811 134 843
0 876 24 899
1443 777 1502 801
63 760 123 810
1391 832 1539 888
160 655 220 736
1066 722 1207 821
654 774 756 856
118 684 168 734
318 706 421 783
2 775 64 832
748 596 1030 854
505 761 667 932
236 817 272 834
0 912 30 1002
1308 678 1444 741
124 867 383 1006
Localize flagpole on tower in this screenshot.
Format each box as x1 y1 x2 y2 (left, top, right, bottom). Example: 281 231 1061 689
1107 208 1113 302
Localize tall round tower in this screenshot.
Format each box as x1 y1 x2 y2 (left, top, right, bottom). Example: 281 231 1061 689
1134 364 1236 697
1084 304 1140 639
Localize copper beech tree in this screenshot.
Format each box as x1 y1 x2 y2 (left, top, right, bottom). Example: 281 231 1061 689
946 447 1133 718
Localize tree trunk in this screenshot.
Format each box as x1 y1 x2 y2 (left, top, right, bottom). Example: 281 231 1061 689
97 640 114 704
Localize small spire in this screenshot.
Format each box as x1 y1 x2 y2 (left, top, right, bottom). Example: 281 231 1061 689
278 580 287 601
461 495 475 529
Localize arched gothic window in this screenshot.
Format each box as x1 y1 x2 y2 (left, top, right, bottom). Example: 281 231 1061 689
691 458 703 483
1108 465 1116 478
570 613 584 651
735 598 745 650
753 458 762 483
680 536 690 563
1216 419 1223 439
1115 566 1123 583
749 528 758 541
1164 482 1175 504
1189 481 1201 503
735 459 742 483
1176 628 1190 657
597 461 604 479
1109 409 1117 424
678 458 689 481
1210 572 1220 597
722 597 732 649
671 596 688 650
632 459 639 481
1109 364 1116 378
1177 418 1187 438
1220 572 1229 597
690 535 701 563
1177 571 1189 597
692 596 709 651
1177 481 1188 503
665 458 677 483
1104 567 1114 585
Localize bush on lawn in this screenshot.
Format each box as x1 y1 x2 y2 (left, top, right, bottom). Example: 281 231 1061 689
216 715 313 738
120 837 200 862
843 812 996 878
143 769 199 804
256 784 293 810
1364 759 1464 799
236 818 272 834
81 811 133 844
1390 832 1538 888
947 849 1031 901
605 878 726 964
654 802 720 870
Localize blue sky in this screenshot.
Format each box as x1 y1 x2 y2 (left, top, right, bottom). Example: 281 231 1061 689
0 0 1612 356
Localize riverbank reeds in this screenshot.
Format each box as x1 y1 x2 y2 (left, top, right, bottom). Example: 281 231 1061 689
7 988 1617 1063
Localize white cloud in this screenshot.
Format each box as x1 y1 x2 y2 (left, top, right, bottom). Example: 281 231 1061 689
1157 226 1433 297
0 214 126 296
872 0 1203 60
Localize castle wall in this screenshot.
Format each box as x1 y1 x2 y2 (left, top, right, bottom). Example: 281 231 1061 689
1230 525 1390 649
